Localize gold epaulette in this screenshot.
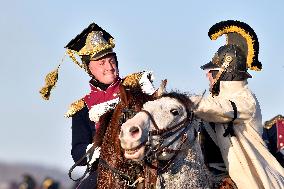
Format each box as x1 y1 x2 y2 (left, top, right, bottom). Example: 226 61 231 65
264 115 284 129
122 72 143 89
64 98 86 118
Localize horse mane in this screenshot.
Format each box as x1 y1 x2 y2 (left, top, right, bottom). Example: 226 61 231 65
96 84 157 189
93 110 114 147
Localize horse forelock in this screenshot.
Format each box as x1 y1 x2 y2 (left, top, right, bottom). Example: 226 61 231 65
160 92 193 116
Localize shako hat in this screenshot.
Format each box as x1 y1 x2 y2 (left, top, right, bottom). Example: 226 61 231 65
39 22 115 100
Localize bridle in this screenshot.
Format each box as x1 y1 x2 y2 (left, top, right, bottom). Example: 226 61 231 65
140 108 196 172
98 105 195 182
97 105 195 185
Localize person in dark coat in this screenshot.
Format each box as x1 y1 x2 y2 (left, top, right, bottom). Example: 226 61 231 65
263 114 284 167
40 22 155 189
18 174 36 189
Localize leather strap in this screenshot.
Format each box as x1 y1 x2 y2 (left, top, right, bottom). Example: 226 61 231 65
68 146 95 181
223 100 237 137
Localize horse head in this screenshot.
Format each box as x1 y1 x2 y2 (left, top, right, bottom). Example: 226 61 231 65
119 92 194 162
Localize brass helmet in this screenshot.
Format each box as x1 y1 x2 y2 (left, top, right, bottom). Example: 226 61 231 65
201 20 262 96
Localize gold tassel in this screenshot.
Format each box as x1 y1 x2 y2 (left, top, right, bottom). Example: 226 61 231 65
39 66 59 100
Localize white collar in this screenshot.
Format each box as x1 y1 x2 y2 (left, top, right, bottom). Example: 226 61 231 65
218 80 248 96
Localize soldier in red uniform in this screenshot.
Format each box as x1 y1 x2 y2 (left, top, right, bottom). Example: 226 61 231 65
40 23 155 189
263 115 284 167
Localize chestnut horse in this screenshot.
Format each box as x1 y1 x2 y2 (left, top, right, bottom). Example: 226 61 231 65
94 83 160 189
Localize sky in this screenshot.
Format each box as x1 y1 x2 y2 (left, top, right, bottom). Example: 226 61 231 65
0 0 283 173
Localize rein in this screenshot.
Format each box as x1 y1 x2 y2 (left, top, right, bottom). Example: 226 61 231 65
68 145 95 181
68 107 140 183
99 158 144 187
96 106 147 188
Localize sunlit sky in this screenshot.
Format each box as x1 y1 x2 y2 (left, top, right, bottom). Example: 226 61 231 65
0 1 283 172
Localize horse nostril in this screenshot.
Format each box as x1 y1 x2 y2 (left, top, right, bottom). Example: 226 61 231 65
129 126 140 138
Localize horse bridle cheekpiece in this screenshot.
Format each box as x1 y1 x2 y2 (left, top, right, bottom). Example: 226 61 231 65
141 107 195 172
119 107 138 125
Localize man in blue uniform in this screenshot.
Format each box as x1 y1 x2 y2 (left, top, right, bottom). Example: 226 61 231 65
40 22 155 188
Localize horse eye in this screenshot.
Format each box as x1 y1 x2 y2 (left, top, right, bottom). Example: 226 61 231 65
170 109 179 116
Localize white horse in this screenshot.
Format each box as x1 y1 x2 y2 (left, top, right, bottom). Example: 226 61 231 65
119 92 212 189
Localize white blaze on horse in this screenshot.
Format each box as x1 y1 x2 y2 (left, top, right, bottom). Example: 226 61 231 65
119 92 212 189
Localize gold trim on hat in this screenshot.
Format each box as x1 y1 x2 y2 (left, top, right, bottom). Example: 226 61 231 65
66 31 115 72
78 31 114 55
66 49 88 70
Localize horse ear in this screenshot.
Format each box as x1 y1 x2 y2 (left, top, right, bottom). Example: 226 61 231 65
153 79 167 97
119 84 129 107
191 90 206 111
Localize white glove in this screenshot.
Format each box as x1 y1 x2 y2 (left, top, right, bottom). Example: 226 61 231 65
139 71 155 95
86 143 101 165
88 97 120 122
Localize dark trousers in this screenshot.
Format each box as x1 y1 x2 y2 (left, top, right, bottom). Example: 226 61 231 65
76 171 97 189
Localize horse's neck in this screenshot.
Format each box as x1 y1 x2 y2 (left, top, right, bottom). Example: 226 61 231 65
157 124 211 189
170 125 203 171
